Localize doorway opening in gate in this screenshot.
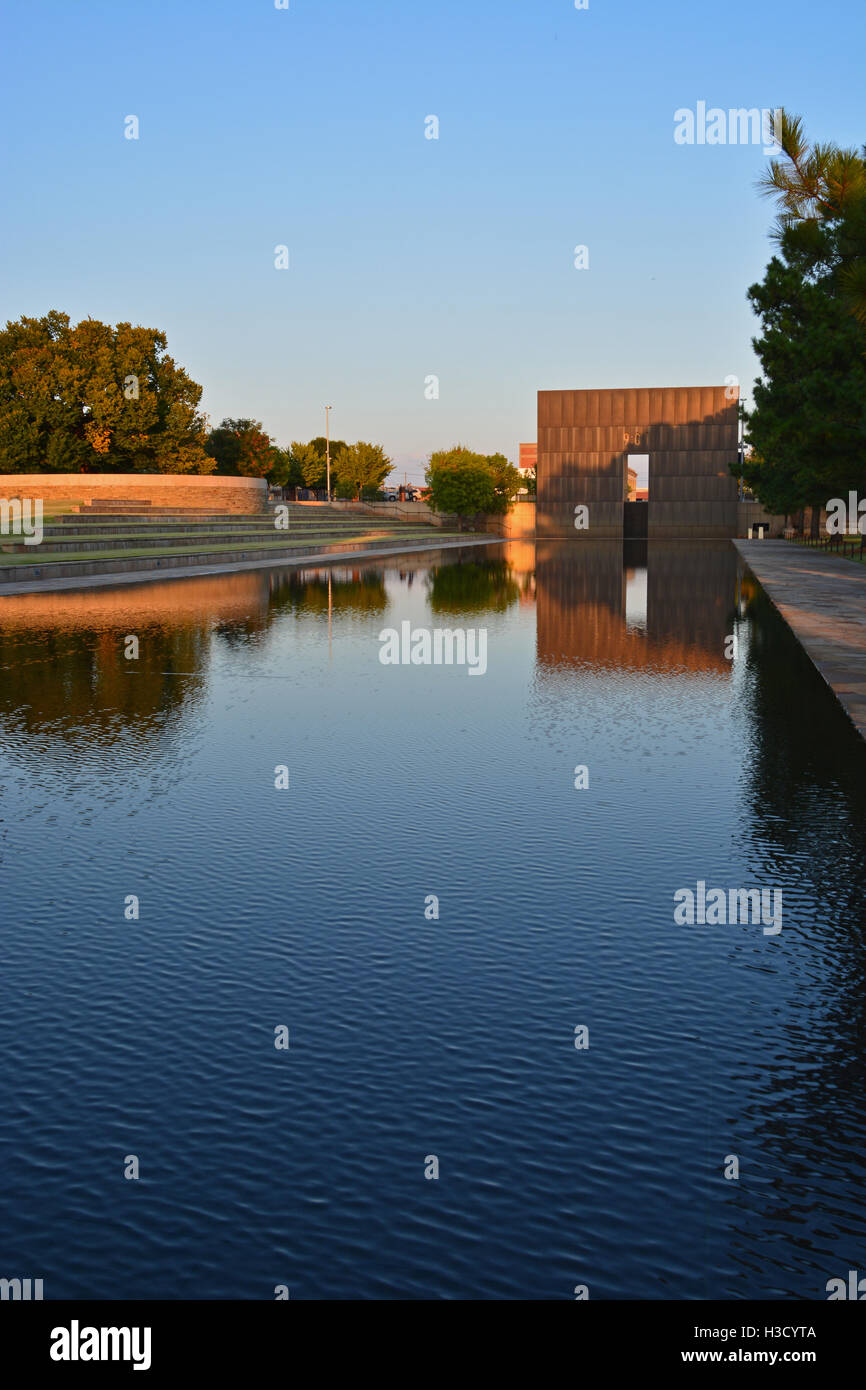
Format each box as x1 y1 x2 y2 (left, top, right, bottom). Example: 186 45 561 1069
624 453 649 539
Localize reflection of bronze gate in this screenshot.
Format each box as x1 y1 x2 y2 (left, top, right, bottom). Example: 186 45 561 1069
623 501 647 538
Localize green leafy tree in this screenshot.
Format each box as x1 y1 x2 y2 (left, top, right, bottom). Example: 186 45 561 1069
485 452 524 513
425 446 522 526
308 436 347 461
284 441 321 489
337 441 393 499
0 311 212 473
739 116 866 531
425 449 496 527
288 437 347 492
307 435 347 494
759 109 866 326
268 446 305 490
740 237 866 529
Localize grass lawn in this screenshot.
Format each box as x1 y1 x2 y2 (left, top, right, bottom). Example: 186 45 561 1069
790 535 866 566
0 529 465 567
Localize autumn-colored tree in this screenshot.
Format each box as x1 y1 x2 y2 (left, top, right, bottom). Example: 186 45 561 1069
0 311 212 473
205 418 275 478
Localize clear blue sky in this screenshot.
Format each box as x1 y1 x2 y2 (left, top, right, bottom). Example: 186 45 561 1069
1 0 863 480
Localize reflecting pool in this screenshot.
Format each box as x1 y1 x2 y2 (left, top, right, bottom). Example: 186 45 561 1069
1 540 865 1299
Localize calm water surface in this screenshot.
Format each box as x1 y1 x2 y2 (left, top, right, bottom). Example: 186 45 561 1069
1 540 865 1299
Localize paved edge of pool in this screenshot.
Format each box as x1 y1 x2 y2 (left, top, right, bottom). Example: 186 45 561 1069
735 538 866 742
0 535 506 597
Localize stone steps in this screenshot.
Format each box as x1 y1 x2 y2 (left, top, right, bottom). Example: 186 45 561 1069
0 499 458 586
52 508 392 527
42 516 409 534
78 498 155 509
50 519 402 532
71 505 261 517
0 531 469 585
0 526 426 556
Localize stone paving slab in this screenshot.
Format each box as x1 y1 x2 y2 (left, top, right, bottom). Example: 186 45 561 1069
735 539 866 740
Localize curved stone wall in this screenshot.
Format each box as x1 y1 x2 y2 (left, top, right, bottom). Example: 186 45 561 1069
0 473 268 514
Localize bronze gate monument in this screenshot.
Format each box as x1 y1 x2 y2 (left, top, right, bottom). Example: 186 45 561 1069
536 386 739 539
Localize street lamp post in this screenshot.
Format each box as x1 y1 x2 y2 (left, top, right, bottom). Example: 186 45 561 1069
325 405 332 502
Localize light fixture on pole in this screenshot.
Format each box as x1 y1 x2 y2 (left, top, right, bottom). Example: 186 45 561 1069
325 405 332 502
738 395 748 500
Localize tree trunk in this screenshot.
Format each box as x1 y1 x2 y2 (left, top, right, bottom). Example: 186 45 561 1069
810 504 821 540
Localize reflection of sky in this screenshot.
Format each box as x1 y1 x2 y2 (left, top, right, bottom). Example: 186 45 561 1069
625 565 648 631
3 547 866 1300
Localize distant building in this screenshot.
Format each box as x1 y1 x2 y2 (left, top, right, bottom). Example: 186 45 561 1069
518 443 537 495
627 468 637 500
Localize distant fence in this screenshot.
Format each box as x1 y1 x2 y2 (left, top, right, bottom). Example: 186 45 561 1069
322 498 795 541
312 499 457 528
321 497 537 537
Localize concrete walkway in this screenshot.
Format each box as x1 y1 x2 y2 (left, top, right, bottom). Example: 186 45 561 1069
735 539 866 739
0 535 504 597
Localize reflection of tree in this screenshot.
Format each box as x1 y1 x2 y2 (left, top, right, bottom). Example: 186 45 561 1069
740 575 866 898
0 565 392 764
426 559 519 615
0 555 508 765
211 614 272 649
725 571 866 1293
0 622 209 755
266 568 388 618
206 569 388 654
